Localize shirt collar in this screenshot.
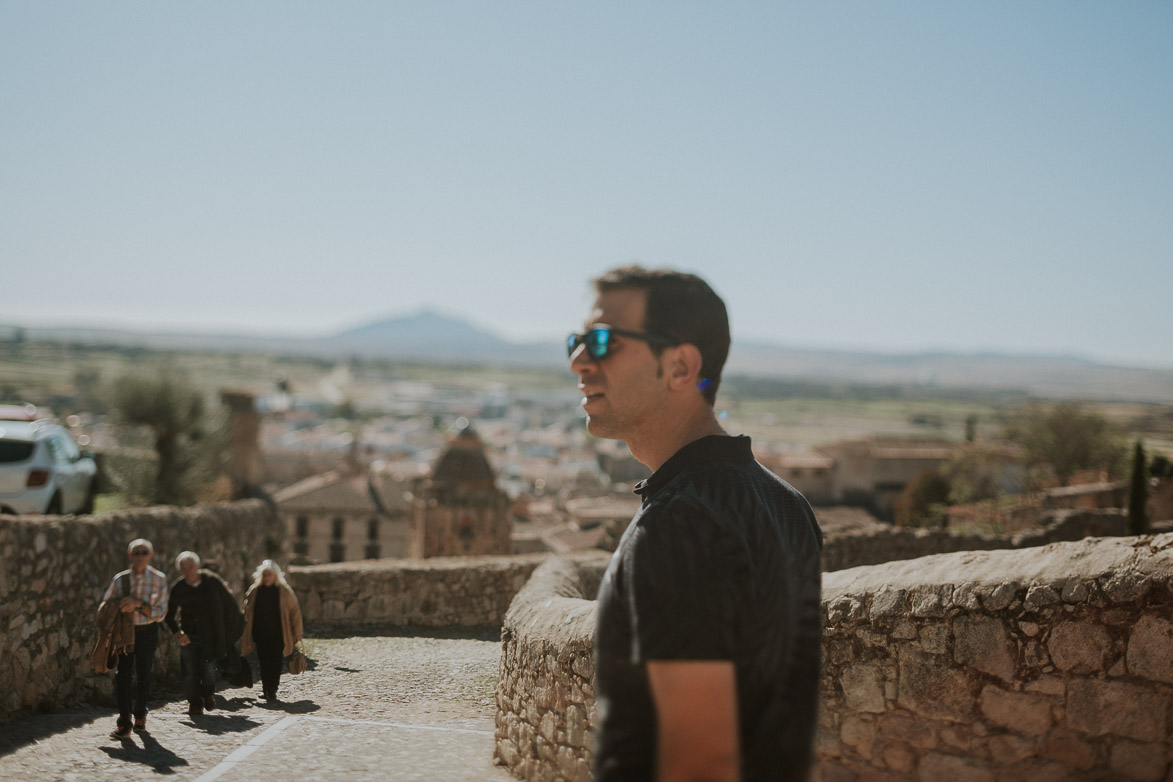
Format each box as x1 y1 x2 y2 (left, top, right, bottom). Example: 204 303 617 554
634 434 754 499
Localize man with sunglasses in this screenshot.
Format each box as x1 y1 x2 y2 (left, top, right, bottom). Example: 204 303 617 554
101 538 168 739
570 266 823 782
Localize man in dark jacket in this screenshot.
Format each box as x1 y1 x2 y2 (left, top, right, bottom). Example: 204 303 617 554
165 551 242 716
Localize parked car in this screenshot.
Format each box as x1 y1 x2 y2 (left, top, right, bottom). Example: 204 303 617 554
0 403 41 422
0 420 98 515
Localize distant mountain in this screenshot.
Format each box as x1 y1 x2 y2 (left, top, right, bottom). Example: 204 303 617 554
325 310 564 365
330 310 515 359
5 312 561 365
8 315 1172 402
725 341 1173 402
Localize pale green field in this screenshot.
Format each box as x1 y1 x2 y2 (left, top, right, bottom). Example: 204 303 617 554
0 342 571 402
2 341 1170 455
720 397 1004 449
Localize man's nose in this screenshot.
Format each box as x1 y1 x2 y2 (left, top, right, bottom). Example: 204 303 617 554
569 343 596 375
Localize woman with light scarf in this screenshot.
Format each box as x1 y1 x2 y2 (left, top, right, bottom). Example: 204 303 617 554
241 559 303 701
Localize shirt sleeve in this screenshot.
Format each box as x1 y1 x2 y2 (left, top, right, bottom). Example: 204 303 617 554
164 582 181 633
101 575 120 603
288 588 303 639
147 570 168 621
623 497 749 663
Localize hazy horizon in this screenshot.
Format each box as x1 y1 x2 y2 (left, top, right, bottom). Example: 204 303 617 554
8 306 1170 374
3 3 1169 369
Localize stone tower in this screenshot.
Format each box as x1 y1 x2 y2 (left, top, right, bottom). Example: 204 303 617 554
408 426 511 558
219 389 261 499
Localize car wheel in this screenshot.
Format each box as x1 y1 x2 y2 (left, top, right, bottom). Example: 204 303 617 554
46 492 62 515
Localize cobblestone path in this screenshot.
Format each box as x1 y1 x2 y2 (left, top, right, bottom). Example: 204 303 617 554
0 628 515 781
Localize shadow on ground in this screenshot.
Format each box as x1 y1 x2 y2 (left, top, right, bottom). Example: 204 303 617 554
0 707 108 757
179 713 263 735
212 695 257 713
257 698 320 714
304 624 502 642
0 680 260 758
98 732 189 775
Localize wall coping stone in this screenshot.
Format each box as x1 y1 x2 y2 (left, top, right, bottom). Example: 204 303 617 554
502 556 607 647
825 532 1173 605
289 551 612 629
290 552 557 576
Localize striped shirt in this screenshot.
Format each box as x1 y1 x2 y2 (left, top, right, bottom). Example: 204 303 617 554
102 566 169 626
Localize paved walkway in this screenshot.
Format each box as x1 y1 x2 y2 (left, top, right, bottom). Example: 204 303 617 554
0 628 515 781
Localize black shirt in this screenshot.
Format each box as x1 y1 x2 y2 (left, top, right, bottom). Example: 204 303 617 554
594 435 823 782
164 571 236 658
166 578 216 639
252 584 282 642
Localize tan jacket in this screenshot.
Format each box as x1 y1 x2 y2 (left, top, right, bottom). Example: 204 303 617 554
92 599 135 674
241 582 303 657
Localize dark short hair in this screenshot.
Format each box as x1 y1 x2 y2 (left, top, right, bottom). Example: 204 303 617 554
593 265 730 405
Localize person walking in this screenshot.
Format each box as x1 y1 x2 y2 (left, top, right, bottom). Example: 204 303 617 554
241 559 303 702
165 551 241 716
100 538 168 739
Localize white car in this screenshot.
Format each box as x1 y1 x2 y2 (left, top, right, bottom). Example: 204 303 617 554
0 420 98 515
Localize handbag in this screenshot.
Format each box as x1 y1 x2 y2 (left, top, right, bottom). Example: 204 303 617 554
235 656 254 687
287 642 307 675
217 653 253 687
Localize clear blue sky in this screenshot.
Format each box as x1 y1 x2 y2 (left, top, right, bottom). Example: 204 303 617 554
2 2 1170 368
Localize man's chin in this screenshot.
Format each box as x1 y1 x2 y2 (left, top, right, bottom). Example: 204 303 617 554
585 415 620 440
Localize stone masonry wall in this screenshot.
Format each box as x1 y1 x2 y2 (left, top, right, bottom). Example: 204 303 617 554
0 500 285 722
494 555 610 782
821 508 1129 573
289 552 610 628
497 534 1173 782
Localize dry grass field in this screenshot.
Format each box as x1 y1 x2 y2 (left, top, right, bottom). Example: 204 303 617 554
1 340 1170 456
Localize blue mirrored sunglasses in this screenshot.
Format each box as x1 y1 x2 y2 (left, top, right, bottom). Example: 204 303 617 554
566 325 678 361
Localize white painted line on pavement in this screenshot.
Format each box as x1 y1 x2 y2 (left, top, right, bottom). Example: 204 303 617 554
192 712 491 780
302 715 493 736
193 715 300 782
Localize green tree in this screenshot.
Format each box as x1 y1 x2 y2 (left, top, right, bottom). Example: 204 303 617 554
71 366 105 414
1150 454 1173 479
332 398 358 420
1129 441 1149 535
1005 402 1127 486
7 326 26 358
942 445 1019 506
109 364 226 506
892 469 952 527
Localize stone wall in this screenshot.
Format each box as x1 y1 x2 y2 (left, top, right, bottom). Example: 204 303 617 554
497 534 1173 782
494 556 609 782
289 552 610 628
0 500 285 722
822 508 1129 572
817 532 1173 781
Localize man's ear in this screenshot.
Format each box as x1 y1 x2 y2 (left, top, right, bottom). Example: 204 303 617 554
665 344 704 392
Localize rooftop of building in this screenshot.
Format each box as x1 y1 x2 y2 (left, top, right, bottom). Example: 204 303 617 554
431 429 496 485
273 468 413 514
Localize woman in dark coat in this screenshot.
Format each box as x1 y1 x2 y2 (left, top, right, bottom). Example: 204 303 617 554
241 559 303 701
